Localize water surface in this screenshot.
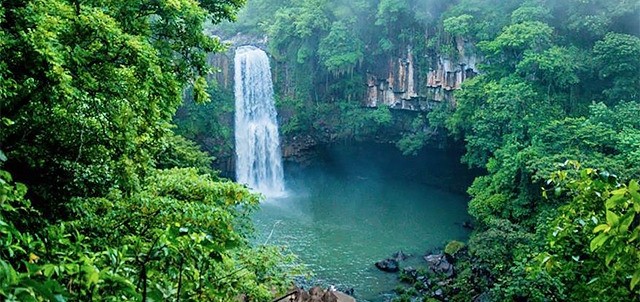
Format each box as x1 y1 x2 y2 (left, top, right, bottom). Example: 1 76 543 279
253 143 474 301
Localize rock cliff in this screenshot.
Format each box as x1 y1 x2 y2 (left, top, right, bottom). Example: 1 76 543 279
207 34 479 112
365 40 479 111
206 34 269 91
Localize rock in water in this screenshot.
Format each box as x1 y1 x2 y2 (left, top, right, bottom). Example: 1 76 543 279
392 250 411 261
375 258 399 272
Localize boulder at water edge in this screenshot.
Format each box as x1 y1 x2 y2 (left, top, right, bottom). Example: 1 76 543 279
375 258 400 272
277 287 355 302
424 253 454 278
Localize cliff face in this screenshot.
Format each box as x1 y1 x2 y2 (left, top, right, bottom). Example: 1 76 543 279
206 34 269 90
209 34 480 113
207 52 232 89
365 40 479 111
198 35 479 164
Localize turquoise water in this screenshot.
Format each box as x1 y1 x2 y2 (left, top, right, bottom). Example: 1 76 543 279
252 143 475 301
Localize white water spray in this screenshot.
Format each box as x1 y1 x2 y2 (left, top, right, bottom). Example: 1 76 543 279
234 46 285 197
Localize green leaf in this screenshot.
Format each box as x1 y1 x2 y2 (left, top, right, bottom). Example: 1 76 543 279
1 117 14 126
605 250 616 266
630 229 639 243
20 278 65 301
610 188 627 196
43 264 56 277
606 210 619 225
631 191 640 204
82 265 99 286
0 150 6 162
590 233 608 252
619 213 634 233
630 182 640 204
593 224 610 233
605 194 625 209
629 180 639 194
554 187 562 197
631 269 640 290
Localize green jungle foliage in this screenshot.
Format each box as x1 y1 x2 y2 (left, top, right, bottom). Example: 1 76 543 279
174 85 235 169
209 0 448 147
211 0 640 300
0 0 295 301
437 0 639 300
2 0 639 300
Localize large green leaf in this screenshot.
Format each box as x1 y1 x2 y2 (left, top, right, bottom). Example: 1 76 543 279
632 269 640 290
590 232 609 252
605 210 619 226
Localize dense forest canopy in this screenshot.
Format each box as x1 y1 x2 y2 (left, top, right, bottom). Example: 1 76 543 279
1 0 639 301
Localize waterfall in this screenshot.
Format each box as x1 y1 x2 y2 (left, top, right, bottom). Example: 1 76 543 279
234 46 285 197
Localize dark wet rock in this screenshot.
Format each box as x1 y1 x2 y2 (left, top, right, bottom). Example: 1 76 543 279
375 258 400 272
392 250 411 261
424 253 454 278
282 135 318 164
417 275 432 289
401 266 419 282
473 292 491 302
433 288 445 300
342 288 354 296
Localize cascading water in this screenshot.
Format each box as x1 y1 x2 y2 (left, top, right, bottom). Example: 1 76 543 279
234 46 285 197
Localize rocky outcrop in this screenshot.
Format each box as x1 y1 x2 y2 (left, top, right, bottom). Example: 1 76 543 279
392 250 411 261
206 52 233 90
366 46 419 110
375 250 414 273
282 134 317 164
275 287 355 302
365 40 479 111
206 33 268 91
397 251 459 302
424 253 455 278
375 258 400 272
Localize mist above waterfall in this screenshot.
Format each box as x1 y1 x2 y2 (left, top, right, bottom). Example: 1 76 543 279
234 46 286 197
